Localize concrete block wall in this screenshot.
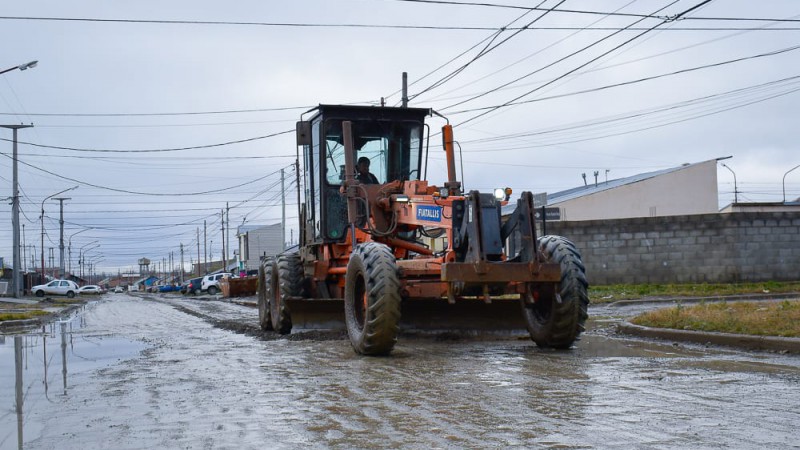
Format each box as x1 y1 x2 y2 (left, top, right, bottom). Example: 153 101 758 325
543 212 800 285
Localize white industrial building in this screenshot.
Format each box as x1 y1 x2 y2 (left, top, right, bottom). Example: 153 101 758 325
506 158 722 221
236 223 283 272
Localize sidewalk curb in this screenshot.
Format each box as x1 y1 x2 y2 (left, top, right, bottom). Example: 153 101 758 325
606 292 800 308
617 321 800 354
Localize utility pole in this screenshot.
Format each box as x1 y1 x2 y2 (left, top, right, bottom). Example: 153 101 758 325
196 228 201 276
281 169 286 251
203 220 208 274
180 243 185 284
221 209 225 270
40 186 77 281
401 72 408 107
54 197 71 277
225 202 230 269
22 224 26 273
2 124 33 298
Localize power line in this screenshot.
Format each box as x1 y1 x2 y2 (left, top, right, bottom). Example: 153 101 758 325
0 129 293 153
419 0 643 103
0 106 309 117
408 0 558 101
441 0 682 111
2 154 292 196
462 81 800 152
462 74 800 145
391 0 669 20
455 0 715 127
2 14 798 30
446 42 800 115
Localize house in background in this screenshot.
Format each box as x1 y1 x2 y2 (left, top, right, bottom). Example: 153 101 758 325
503 158 722 221
237 223 283 272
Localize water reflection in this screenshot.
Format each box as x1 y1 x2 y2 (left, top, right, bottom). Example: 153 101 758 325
1 312 145 449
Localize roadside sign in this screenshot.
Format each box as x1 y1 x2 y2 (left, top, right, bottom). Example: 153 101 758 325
534 207 561 221
533 192 547 207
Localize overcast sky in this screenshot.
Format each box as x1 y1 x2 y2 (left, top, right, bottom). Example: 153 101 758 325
1 0 799 275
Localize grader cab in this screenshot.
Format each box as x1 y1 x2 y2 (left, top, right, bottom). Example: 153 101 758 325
258 104 588 355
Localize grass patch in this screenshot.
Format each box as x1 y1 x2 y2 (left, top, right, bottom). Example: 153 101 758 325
0 310 50 322
590 281 800 304
49 298 85 306
631 300 800 338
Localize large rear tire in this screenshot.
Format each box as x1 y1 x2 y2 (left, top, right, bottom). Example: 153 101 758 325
257 259 274 331
522 235 589 349
344 242 401 356
270 253 302 334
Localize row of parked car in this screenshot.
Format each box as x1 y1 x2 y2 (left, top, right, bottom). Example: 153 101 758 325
181 273 228 295
30 272 233 299
30 280 107 298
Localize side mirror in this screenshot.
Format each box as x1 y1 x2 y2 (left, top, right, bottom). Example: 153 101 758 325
296 121 311 146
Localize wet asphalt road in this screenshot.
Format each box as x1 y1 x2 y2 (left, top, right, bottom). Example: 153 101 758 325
1 294 799 449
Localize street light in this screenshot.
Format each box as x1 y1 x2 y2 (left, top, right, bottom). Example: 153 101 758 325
0 61 37 76
85 255 104 284
720 163 739 205
67 229 90 275
78 241 99 280
41 186 78 279
782 164 800 203
2 60 38 298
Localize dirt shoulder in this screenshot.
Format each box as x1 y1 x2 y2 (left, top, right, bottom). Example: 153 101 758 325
0 296 88 331
608 293 800 354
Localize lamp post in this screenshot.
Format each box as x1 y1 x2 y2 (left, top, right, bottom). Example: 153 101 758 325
78 241 99 280
41 186 78 280
720 163 739 204
782 164 800 203
67 229 89 275
0 61 37 75
2 60 38 298
85 255 104 284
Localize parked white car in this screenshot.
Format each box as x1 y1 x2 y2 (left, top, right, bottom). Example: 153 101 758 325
78 285 104 295
201 273 229 295
31 280 80 298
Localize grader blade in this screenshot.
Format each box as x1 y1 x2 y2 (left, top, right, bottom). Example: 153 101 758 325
285 297 528 334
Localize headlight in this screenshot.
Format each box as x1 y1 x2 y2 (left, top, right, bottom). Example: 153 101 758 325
439 187 449 198
493 187 509 201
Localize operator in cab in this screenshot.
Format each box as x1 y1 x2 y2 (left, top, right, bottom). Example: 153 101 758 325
356 156 379 184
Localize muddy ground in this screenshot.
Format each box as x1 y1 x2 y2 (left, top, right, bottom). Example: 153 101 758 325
1 293 799 449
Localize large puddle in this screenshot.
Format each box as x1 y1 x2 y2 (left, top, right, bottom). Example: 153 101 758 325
1 296 799 449
0 304 147 449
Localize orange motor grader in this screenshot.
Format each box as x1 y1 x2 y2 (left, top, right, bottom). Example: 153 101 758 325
258 104 588 355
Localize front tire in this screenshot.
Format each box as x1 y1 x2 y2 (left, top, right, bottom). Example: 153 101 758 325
270 253 302 334
521 235 589 349
36 290 44 298
344 242 401 356
207 285 218 295
257 259 274 331
67 291 75 299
